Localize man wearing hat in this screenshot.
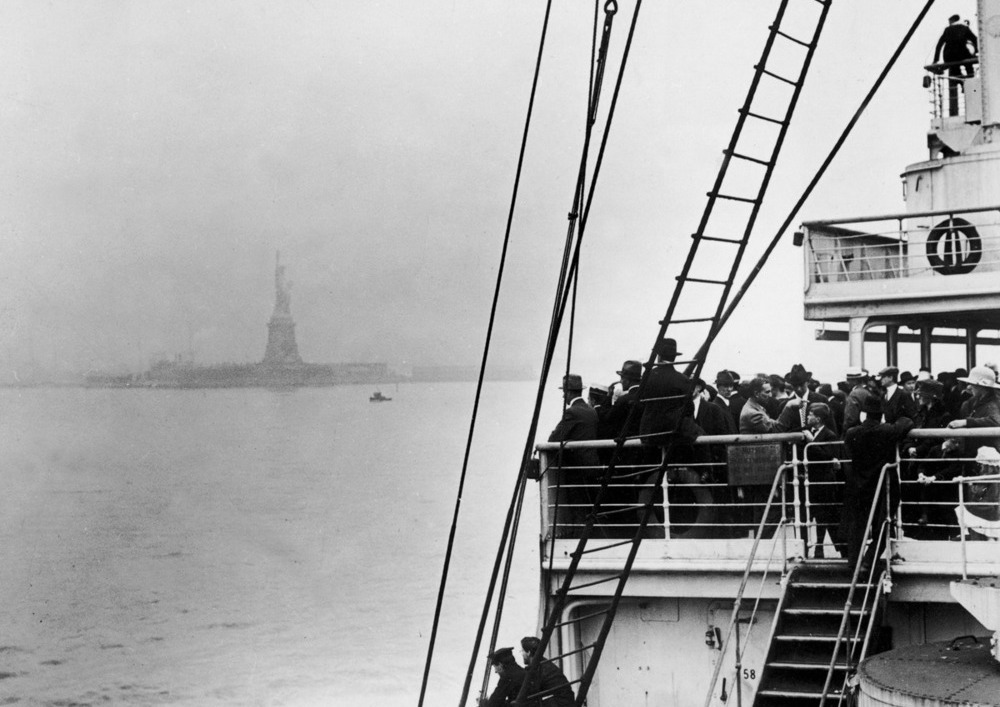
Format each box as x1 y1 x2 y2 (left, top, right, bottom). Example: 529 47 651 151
841 396 914 569
638 338 700 448
520 636 574 706
482 647 526 707
842 367 871 432
900 370 917 399
712 370 747 429
780 363 834 434
597 360 643 440
934 13 978 116
903 378 954 539
549 374 600 469
548 374 601 532
878 365 918 425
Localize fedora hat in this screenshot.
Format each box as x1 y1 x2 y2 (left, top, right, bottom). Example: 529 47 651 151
616 360 642 379
654 337 680 358
784 363 812 385
899 370 914 384
715 370 736 386
560 374 584 391
957 365 1000 389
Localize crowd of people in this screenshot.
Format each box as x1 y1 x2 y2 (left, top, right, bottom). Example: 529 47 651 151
547 339 1000 556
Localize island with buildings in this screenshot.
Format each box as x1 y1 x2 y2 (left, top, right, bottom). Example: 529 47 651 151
82 253 532 389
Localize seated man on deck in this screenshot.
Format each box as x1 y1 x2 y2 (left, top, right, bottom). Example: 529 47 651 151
520 636 574 707
481 647 526 707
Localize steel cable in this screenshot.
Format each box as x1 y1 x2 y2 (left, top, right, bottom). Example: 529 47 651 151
415 3 555 706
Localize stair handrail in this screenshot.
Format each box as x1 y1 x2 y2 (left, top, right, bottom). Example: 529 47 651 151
701 460 797 707
818 460 897 707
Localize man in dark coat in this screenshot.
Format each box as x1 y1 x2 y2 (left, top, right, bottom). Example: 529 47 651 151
934 14 978 116
712 370 747 430
804 403 844 558
780 363 836 435
598 359 643 440
637 338 700 536
549 374 600 469
841 396 913 569
482 647 527 707
904 378 954 539
639 338 698 448
878 366 919 425
520 636 574 707
842 367 872 432
549 374 601 534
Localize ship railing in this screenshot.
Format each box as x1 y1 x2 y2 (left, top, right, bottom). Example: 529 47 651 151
894 427 1000 578
536 433 808 551
536 428 1000 572
801 205 1000 288
819 459 897 707
923 58 978 122
702 460 797 707
802 438 847 558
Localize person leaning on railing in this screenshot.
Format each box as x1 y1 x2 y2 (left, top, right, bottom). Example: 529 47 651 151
944 365 1000 458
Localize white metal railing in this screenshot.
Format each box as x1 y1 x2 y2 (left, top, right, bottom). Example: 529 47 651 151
536 434 805 543
924 58 978 121
536 429 1000 573
804 208 1000 287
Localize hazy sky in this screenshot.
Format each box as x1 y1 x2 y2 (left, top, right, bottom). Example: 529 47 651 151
0 1 980 382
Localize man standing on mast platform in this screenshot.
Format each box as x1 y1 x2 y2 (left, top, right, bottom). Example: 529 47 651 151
934 14 979 116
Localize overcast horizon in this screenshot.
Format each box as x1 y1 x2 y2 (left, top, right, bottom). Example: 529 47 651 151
1 1 984 384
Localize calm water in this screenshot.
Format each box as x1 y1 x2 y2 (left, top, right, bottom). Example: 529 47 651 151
0 383 544 706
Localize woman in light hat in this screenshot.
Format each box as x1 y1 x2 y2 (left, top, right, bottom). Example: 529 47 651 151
953 446 1000 541
945 365 1000 457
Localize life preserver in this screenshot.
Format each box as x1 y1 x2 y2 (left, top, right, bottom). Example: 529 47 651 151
925 217 982 275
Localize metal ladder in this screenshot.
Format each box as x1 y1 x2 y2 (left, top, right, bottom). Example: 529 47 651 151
754 561 884 707
516 2 832 705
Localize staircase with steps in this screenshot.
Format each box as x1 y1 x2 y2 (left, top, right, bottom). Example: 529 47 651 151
754 561 883 707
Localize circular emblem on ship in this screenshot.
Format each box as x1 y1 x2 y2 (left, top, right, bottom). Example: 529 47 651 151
925 217 981 275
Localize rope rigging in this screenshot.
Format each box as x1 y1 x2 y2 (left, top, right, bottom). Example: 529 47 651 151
415 2 555 705
461 2 641 705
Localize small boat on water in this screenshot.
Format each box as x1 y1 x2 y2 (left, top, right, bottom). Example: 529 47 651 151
369 391 391 402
